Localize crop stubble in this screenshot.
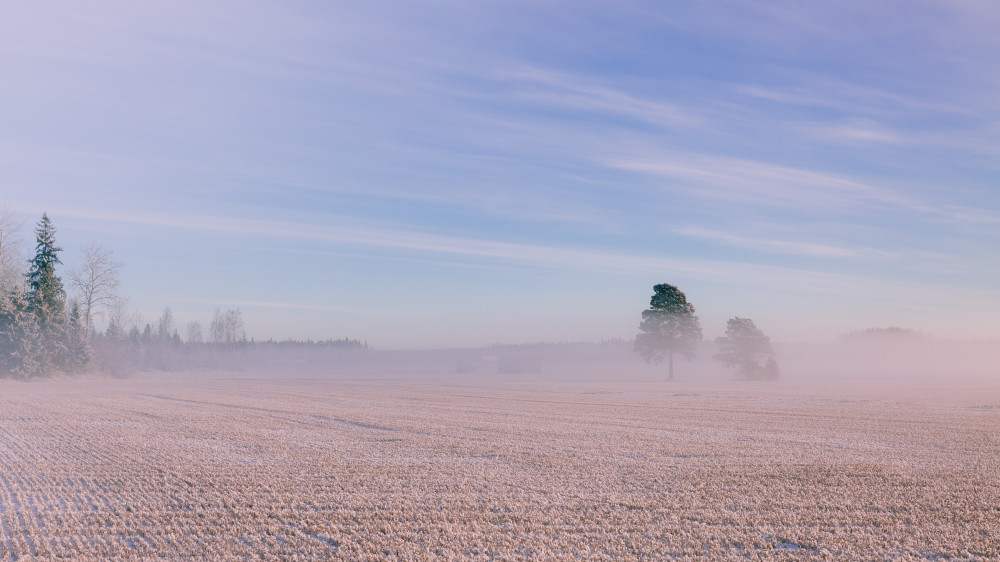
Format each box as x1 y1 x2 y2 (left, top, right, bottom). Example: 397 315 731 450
0 376 997 560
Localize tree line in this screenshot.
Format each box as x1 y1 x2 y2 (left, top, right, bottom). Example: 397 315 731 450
0 210 364 378
634 283 780 380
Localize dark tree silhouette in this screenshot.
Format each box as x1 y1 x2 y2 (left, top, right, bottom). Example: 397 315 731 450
634 283 702 380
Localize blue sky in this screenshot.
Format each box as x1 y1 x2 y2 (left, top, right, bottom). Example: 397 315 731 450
2 1 998 347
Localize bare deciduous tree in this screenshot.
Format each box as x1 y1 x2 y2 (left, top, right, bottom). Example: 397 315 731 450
157 307 175 342
210 308 245 370
0 205 25 290
186 321 203 344
210 307 245 353
68 243 122 336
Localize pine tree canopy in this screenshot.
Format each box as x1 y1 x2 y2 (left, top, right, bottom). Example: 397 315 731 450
26 213 66 329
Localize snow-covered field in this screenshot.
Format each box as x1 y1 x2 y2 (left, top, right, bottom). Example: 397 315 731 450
0 374 997 559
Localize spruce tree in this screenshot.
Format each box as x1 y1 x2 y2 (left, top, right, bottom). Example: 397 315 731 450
25 213 69 374
26 214 67 328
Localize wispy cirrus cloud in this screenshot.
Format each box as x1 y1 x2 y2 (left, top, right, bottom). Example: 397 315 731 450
606 152 908 210
674 226 895 259
800 118 905 145
937 204 1000 226
607 150 1000 230
493 67 700 130
736 80 973 117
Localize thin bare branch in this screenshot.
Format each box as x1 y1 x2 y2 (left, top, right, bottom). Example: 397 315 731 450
68 243 123 335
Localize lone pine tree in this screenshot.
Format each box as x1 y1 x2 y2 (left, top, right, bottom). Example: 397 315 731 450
634 283 703 381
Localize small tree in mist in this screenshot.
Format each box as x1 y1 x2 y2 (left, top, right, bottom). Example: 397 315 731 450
157 307 175 342
211 308 245 368
92 296 144 377
211 308 244 348
714 317 778 380
634 283 702 381
186 321 203 344
147 307 180 369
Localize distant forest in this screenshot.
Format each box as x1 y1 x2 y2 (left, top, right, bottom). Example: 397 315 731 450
0 209 365 379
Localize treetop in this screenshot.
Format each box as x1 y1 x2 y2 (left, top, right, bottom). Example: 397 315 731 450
648 283 695 314
33 212 63 265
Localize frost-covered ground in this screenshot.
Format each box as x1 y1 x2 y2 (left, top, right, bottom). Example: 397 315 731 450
0 374 997 559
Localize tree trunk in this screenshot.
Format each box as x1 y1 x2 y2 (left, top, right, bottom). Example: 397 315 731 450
668 351 674 381
84 302 92 343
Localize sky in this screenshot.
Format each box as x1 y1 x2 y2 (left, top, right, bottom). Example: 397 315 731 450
1 1 998 348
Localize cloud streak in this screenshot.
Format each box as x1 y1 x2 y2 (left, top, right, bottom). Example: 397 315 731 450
606 151 1000 231
675 226 893 259
606 153 908 210
494 67 700 130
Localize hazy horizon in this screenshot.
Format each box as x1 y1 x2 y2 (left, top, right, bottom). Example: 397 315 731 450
2 2 998 348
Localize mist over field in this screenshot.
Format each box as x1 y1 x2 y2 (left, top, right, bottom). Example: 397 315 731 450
173 336 999 385
2 340 999 558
